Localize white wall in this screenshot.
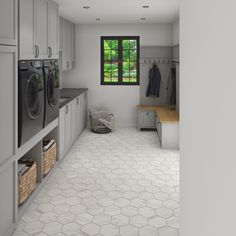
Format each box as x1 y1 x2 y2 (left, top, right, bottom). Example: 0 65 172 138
173 20 179 45
181 0 236 236
62 23 173 127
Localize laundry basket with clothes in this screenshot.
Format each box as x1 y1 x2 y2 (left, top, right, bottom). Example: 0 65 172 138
89 107 114 134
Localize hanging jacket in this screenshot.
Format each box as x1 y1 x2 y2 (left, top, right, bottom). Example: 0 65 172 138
146 64 161 97
166 67 176 105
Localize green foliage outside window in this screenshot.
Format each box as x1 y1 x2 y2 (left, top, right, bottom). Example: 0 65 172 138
102 37 139 85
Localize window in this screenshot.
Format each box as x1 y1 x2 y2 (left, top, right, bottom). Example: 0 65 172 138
101 36 140 85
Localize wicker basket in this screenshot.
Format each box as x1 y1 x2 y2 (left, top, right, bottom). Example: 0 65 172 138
18 160 37 206
42 140 57 177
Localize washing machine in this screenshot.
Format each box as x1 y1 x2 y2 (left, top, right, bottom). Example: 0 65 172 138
18 60 45 147
43 59 59 127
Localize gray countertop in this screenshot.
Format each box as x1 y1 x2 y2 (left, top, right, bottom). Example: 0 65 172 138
60 88 88 108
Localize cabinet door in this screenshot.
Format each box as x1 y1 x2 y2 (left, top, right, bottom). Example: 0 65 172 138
59 106 65 158
66 21 72 69
0 164 15 236
76 96 82 136
0 0 17 46
19 0 36 59
59 17 63 51
79 94 85 130
0 46 16 165
83 92 87 129
71 98 77 142
35 0 49 59
65 103 72 149
61 18 68 71
48 0 59 59
142 111 155 128
71 23 75 68
78 95 83 135
60 17 75 71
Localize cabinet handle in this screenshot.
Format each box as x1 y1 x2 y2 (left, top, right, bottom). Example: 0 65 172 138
66 105 68 114
37 45 39 58
48 47 52 58
76 97 79 105
34 45 37 58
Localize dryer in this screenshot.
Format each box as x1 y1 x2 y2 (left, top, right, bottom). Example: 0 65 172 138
43 59 59 127
18 60 45 147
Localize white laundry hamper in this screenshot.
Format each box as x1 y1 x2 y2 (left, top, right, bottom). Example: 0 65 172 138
89 107 114 134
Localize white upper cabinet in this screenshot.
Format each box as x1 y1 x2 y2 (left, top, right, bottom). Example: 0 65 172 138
19 0 35 59
48 0 59 58
59 17 63 51
0 0 18 46
61 18 68 71
35 0 49 59
59 17 76 71
71 23 75 67
19 0 59 60
33 0 49 59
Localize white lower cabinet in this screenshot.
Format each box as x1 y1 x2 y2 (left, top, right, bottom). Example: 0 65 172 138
59 106 66 158
81 92 88 130
71 96 83 142
65 103 72 150
59 93 87 159
59 101 72 159
138 110 156 130
156 116 179 150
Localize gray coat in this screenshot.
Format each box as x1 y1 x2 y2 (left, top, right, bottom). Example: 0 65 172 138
146 64 161 97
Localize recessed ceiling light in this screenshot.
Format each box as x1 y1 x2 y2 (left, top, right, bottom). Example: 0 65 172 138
140 18 146 21
142 5 149 8
83 6 90 9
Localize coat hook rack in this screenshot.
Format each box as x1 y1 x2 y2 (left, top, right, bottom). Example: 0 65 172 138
139 57 179 65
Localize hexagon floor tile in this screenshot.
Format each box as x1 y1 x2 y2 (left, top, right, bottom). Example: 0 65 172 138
13 128 179 236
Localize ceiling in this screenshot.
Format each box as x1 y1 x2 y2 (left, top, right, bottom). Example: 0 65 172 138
54 0 179 24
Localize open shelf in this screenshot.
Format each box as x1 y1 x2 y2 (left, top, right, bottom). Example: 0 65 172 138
16 124 59 220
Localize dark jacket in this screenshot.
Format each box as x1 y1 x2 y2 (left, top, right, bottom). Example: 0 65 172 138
166 67 176 105
146 64 161 97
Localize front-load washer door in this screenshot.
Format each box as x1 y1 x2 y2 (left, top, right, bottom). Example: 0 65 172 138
47 70 59 108
24 73 44 120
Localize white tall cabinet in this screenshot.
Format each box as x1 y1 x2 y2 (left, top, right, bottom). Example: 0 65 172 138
0 2 18 236
19 0 59 59
0 45 17 236
0 46 17 166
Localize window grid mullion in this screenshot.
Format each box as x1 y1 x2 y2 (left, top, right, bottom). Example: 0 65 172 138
129 40 131 83
118 39 123 84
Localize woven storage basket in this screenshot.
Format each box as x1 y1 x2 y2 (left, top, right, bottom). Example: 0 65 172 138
18 160 37 206
42 140 57 177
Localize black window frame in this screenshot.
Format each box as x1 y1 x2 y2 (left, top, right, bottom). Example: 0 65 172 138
101 36 140 86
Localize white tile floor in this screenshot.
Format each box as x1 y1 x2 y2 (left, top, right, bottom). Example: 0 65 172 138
13 128 179 236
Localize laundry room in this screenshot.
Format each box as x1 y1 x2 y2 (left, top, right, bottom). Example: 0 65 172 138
1 0 235 236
